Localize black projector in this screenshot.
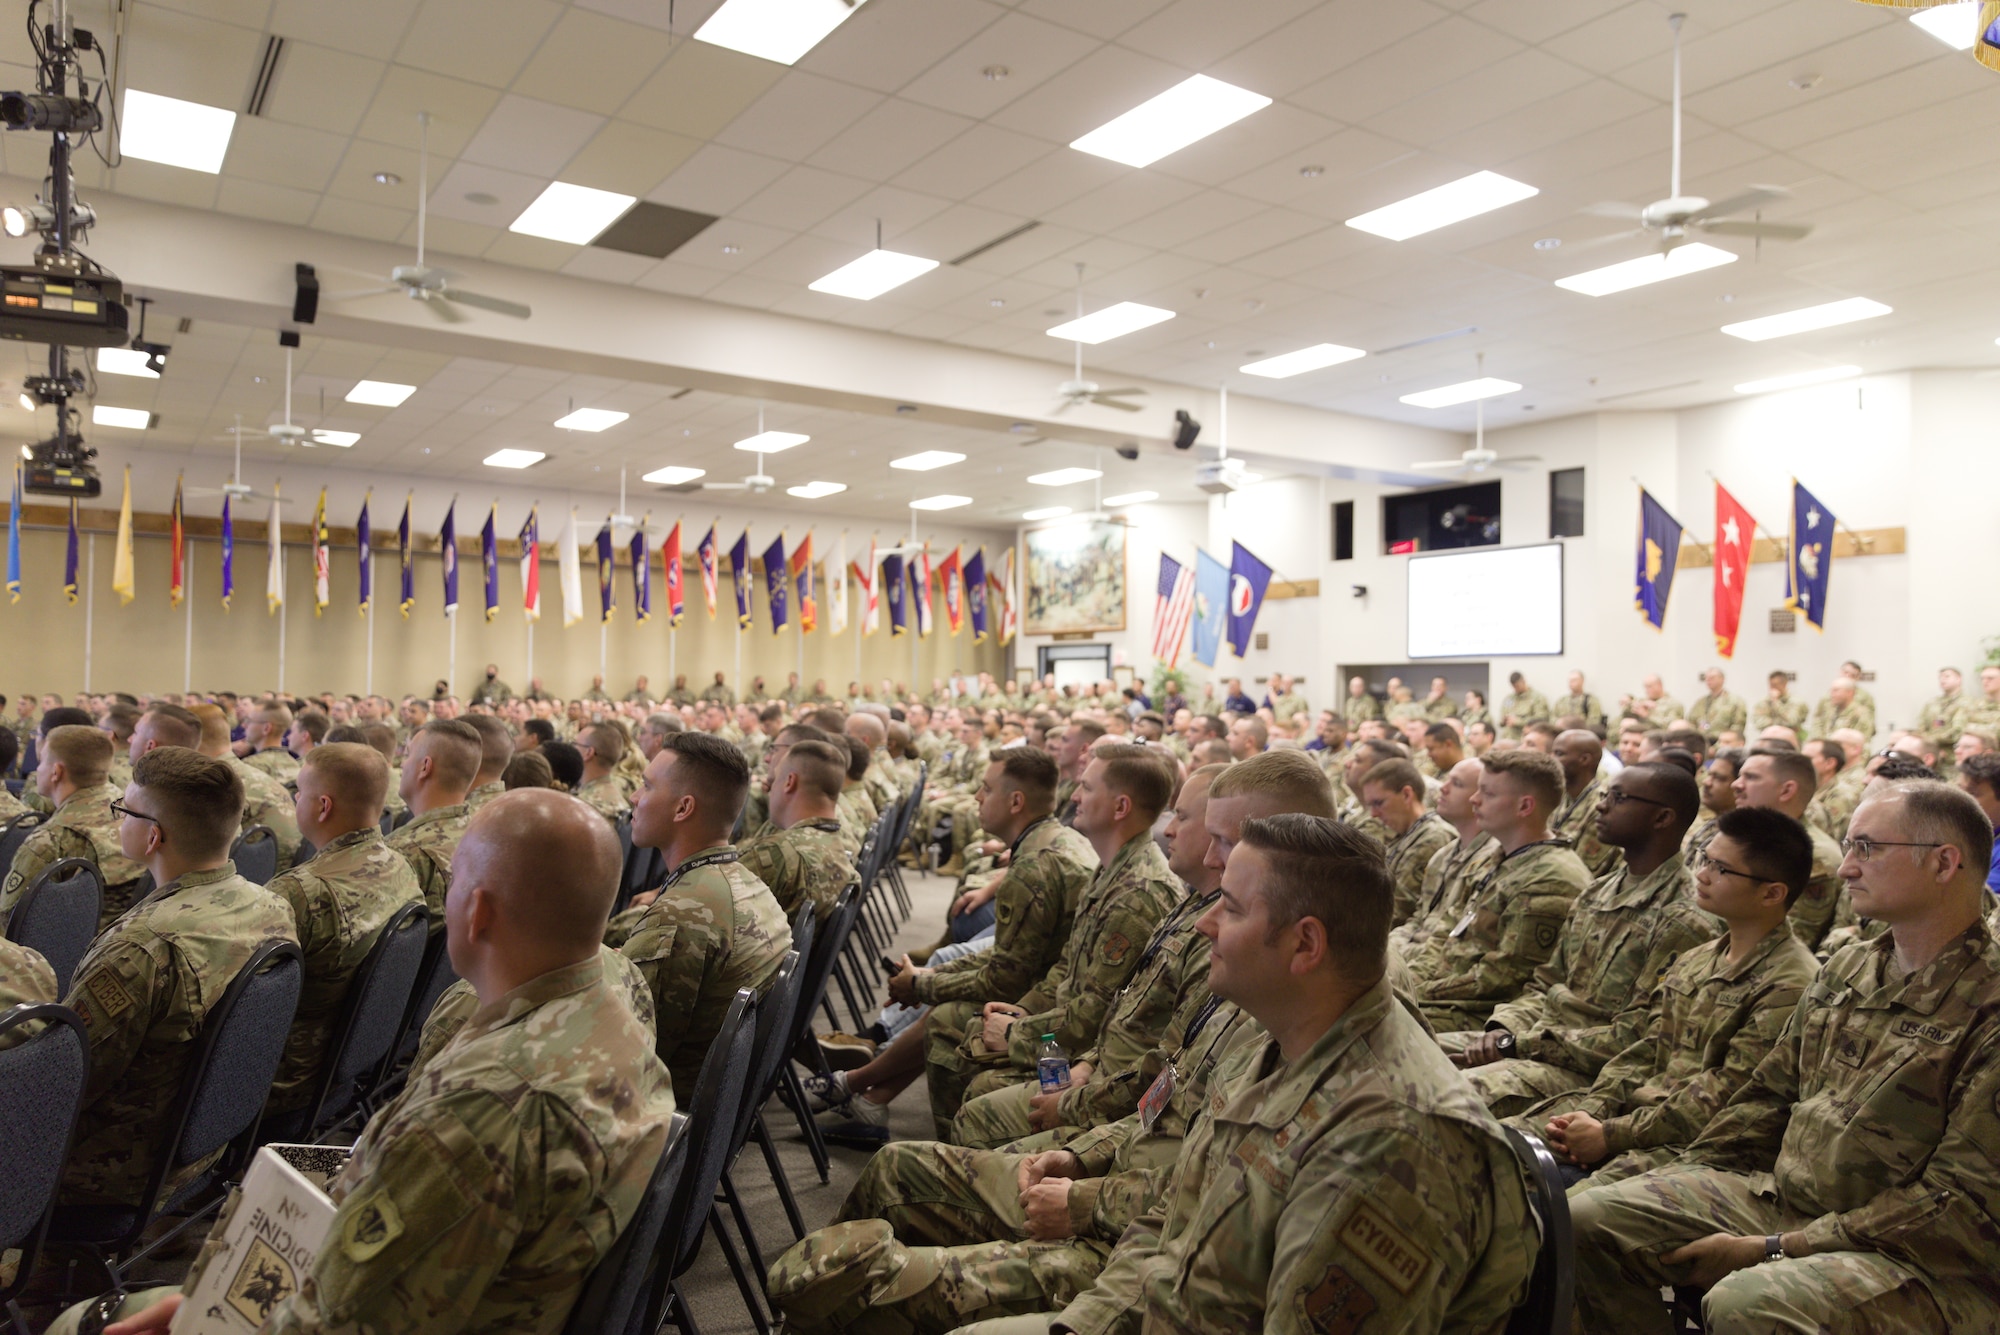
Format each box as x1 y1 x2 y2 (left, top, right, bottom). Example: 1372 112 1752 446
0 265 128 347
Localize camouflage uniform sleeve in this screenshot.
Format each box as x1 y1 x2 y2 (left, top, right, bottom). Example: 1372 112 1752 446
1419 866 1579 1005
0 826 85 925
735 839 795 916
267 1091 526 1335
1680 991 1807 1174
66 933 167 1104
1008 877 1176 1067
408 979 480 1083
915 854 1065 1007
1599 970 1812 1157
1057 1208 1167 1335
1518 909 1718 1075
1068 1163 1171 1241
1061 935 1215 1128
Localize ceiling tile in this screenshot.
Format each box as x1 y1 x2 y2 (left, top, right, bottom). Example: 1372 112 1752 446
1292 15 1524 125
562 120 702 197
798 0 1006 94
269 0 421 59
808 99 977 183
424 159 546 226
897 10 1100 120
221 116 350 192
619 41 785 140
1013 0 1174 42
459 94 605 177
261 43 387 138
986 43 1187 146
215 176 321 225
119 3 266 105
353 65 504 158
509 9 676 116
893 124 1055 200
393 0 562 88
713 72 884 162
732 165 876 231
648 144 792 216
809 184 956 249
311 193 415 241
559 248 659 284
1118 0 1320 68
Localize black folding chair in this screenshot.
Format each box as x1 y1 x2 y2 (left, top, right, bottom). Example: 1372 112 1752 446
387 928 460 1071
5 857 102 994
0 811 48 876
292 840 318 866
644 989 757 1335
378 810 395 837
0 1003 89 1335
559 1112 688 1335
1502 1126 1573 1335
263 902 430 1145
787 887 860 1182
229 825 280 886
49 939 303 1290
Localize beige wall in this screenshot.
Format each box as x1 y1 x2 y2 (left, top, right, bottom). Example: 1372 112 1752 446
3 526 1007 700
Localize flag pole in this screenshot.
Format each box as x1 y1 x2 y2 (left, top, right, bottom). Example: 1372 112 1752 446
83 535 94 693
184 538 196 693
366 551 376 698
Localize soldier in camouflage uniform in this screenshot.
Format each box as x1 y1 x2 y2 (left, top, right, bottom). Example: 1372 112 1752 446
1551 729 1622 878
573 721 633 823
411 943 655 1082
1341 675 1380 728
1505 807 1821 1188
1735 746 1846 950
0 934 58 1049
1803 736 1863 841
460 711 513 814
385 718 481 932
1808 675 1875 743
0 725 145 932
1553 670 1608 731
1964 665 2000 740
738 738 859 921
1750 669 1809 737
1915 667 1970 777
241 702 302 784
1265 672 1309 728
616 731 792 1096
928 748 1177 1134
1392 759 1499 959
1497 671 1551 741
1334 738 1401 844
1685 667 1747 742
263 743 423 1121
921 715 991 871
58 748 297 1209
1357 756 1454 925
50 789 676 1335
1407 748 1592 1032
1571 781 2000 1333
1447 763 1716 1117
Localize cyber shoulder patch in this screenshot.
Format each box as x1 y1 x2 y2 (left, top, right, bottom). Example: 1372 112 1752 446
1102 932 1131 963
1338 1202 1430 1296
1300 1263 1378 1334
340 1193 404 1263
85 969 136 1021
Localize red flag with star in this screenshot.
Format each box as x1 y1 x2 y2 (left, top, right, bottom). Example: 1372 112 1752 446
1713 481 1757 658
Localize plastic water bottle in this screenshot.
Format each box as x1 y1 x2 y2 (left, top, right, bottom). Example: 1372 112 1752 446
1037 1033 1070 1093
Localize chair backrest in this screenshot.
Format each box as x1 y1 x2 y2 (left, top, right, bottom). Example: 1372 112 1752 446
855 830 880 892
5 857 102 994
727 949 802 1157
301 901 430 1135
390 807 414 832
394 931 460 1062
0 811 48 873
292 840 318 866
665 988 756 1279
789 884 858 1051
0 1003 88 1304
1502 1127 1574 1335
890 768 924 848
379 810 395 837
230 826 280 886
561 1113 688 1335
140 940 302 1225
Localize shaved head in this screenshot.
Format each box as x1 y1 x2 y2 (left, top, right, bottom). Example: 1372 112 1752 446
844 713 886 750
454 789 624 960
299 742 391 817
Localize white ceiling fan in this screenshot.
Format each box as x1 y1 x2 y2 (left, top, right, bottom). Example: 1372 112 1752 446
330 113 532 323
184 415 287 505
655 406 781 494
1408 355 1542 478
1054 264 1146 414
1570 13 1815 256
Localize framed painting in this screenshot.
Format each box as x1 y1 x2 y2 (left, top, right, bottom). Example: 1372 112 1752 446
1024 518 1126 635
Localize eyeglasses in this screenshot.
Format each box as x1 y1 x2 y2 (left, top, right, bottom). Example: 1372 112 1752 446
109 800 159 826
1840 836 1944 863
1600 787 1673 810
1693 850 1763 883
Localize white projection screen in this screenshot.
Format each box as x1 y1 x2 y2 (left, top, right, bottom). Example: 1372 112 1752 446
1406 543 1565 658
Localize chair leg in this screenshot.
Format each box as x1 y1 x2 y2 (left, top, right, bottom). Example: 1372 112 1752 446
829 959 865 1031
665 1283 703 1335
719 1169 770 1286
707 1205 772 1335
752 1111 808 1238
783 1063 832 1182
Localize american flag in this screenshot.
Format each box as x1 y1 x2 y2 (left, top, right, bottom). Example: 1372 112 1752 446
1152 551 1196 667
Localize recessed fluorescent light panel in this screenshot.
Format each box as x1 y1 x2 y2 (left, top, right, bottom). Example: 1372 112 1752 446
909 494 971 511
1555 242 1736 296
1103 491 1157 506
1720 298 1892 342
694 0 871 65
643 465 706 485
1046 302 1175 345
509 182 637 244
1911 2 1979 48
554 408 629 432
1022 506 1072 521
91 405 150 429
1399 377 1523 409
96 347 158 379
1344 171 1539 241
809 249 939 300
1027 467 1103 486
309 430 359 448
484 448 545 468
787 480 847 499
1733 365 1861 395
120 89 236 173
734 430 809 453
345 380 416 407
890 450 965 471
1239 343 1367 379
1070 74 1272 168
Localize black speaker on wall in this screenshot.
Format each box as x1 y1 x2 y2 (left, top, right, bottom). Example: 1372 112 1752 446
292 262 319 325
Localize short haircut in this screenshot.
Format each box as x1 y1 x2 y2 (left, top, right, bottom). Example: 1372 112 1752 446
45 724 112 787
782 739 848 803
1961 752 2000 798
1524 720 1560 743
840 734 871 782
1710 747 1744 777
1359 758 1424 800
259 703 294 733
643 712 684 738
294 710 330 744
1234 717 1270 748
662 731 751 819
325 725 368 746
541 741 584 789
1071 719 1108 745
1714 806 1814 908
360 723 397 760
104 703 140 740
1238 814 1391 983
1208 748 1336 818
522 718 556 745
806 707 848 734
1193 739 1233 767
1656 747 1701 778
1352 738 1407 767
776 723 830 747
1747 745 1818 798
134 746 243 860
462 712 512 772
1623 761 1701 830
187 703 233 751
1091 742 1174 823
578 722 625 767
414 718 483 790
1880 780 1996 880
143 704 202 750
1874 754 1939 784
759 703 785 725
40 706 91 734
1482 748 1566 816
503 750 554 790
300 742 390 815
991 747 1059 806
1424 721 1460 744
1809 737 1848 770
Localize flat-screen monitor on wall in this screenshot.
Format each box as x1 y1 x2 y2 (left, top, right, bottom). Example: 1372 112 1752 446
1406 542 1564 658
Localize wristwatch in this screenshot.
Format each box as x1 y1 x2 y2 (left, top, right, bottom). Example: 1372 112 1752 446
1494 1031 1517 1057
1763 1234 1785 1263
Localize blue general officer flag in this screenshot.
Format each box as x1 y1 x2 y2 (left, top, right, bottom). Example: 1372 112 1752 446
1225 540 1273 658
1190 548 1228 667
1785 479 1835 630
1634 488 1683 630
763 533 789 633
882 551 908 636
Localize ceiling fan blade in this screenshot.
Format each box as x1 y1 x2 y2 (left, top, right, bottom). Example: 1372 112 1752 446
1686 185 1788 223
1089 395 1144 413
1407 459 1470 472
329 286 399 300
1583 200 1645 220
1092 386 1146 398
701 481 750 490
438 287 532 319
421 294 468 324
1051 399 1078 415
1698 219 1812 241
1559 228 1647 256
1499 454 1543 463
